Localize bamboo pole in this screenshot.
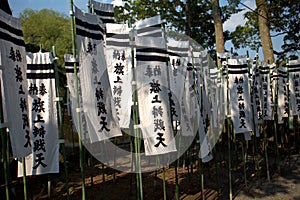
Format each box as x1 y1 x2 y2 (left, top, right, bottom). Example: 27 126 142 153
0 83 9 200
225 55 233 200
22 158 28 200
128 19 143 200
52 46 70 199
69 1 86 199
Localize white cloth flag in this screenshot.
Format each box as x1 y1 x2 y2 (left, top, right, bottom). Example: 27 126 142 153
75 7 122 142
18 52 59 176
167 39 189 121
228 58 253 133
64 54 95 144
277 67 288 124
91 0 115 24
193 51 213 162
0 9 31 158
105 23 132 128
259 63 273 120
217 52 232 118
134 15 163 37
251 63 261 136
288 60 300 116
135 36 177 156
180 49 197 137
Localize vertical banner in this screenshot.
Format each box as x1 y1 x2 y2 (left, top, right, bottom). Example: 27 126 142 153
217 52 232 118
105 23 132 128
167 39 189 121
135 36 177 156
228 58 253 134
18 52 59 176
277 67 288 124
193 51 213 162
0 9 31 158
259 63 273 120
75 6 122 142
180 49 197 137
288 60 300 117
91 0 115 24
64 54 95 144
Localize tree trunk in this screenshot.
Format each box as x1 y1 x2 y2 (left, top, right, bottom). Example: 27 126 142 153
212 0 225 53
256 0 275 63
185 0 191 36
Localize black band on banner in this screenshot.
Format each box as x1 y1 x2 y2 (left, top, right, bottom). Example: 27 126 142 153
94 10 114 17
106 40 130 47
106 33 130 39
137 24 161 35
287 68 300 73
65 67 79 73
136 47 167 55
27 73 55 79
100 18 115 24
75 17 104 34
0 30 25 46
64 61 79 67
27 64 54 70
76 27 103 41
136 55 167 62
0 20 23 38
227 64 248 69
168 51 188 57
227 69 248 74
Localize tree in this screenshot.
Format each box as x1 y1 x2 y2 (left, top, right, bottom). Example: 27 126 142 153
19 9 72 90
114 0 217 50
231 0 300 61
256 0 274 63
212 0 225 54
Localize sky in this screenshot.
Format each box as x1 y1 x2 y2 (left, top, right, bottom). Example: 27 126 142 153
8 0 284 60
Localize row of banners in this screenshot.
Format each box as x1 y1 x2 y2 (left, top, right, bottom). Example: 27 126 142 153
0 1 299 176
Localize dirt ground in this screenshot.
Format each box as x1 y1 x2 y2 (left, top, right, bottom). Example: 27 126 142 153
2 140 300 200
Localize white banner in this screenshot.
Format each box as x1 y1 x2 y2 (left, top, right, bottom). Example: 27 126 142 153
135 36 177 155
259 63 273 120
64 54 96 145
75 7 122 142
18 52 59 176
0 9 31 158
228 58 253 133
277 67 288 124
105 23 132 128
288 60 300 116
167 39 189 121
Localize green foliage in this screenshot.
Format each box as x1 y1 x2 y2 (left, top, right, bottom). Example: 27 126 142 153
19 9 72 92
230 0 300 60
20 9 72 66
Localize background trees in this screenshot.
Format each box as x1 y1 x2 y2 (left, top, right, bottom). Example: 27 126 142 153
230 0 300 62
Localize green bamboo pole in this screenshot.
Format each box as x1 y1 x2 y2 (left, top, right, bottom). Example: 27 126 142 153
252 52 260 174
272 62 280 170
22 158 28 200
286 59 291 167
128 19 143 200
162 167 167 200
69 1 86 199
1 128 9 200
0 83 9 200
225 55 233 200
52 46 70 199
